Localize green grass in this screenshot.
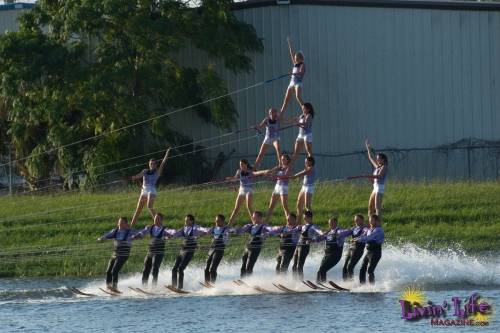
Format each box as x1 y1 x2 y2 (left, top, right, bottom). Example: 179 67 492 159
0 180 498 277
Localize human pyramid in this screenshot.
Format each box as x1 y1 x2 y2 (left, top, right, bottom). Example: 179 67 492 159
98 38 388 294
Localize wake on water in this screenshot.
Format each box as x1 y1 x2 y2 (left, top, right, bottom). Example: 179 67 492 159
1 243 499 303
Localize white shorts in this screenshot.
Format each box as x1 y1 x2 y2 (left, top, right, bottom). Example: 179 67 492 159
296 132 313 143
141 186 157 197
301 185 314 194
289 79 303 88
373 184 385 194
263 136 280 146
273 184 289 195
238 186 253 196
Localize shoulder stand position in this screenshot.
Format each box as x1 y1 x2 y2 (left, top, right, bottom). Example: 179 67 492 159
98 217 137 291
169 214 209 290
353 214 385 284
280 36 305 113
129 148 171 227
292 210 323 280
132 213 174 287
293 156 315 224
227 159 271 225
269 213 301 275
236 211 273 279
204 214 233 284
265 153 293 223
316 217 353 283
254 108 283 170
364 140 388 217
291 103 314 164
342 214 368 281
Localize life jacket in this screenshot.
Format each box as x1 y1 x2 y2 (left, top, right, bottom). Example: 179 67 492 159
112 229 131 257
247 224 264 249
349 226 366 251
182 226 197 251
148 225 166 254
325 228 343 255
298 224 313 246
210 226 227 251
279 225 296 251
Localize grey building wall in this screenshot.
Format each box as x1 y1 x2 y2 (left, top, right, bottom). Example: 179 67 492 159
2 2 500 182
176 1 500 181
0 3 33 33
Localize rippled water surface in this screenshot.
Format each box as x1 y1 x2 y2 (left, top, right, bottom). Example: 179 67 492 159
1 245 499 332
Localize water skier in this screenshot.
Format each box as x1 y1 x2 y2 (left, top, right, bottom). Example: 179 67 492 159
265 153 293 222
132 213 174 287
342 214 368 281
227 159 271 225
280 37 305 113
169 214 209 290
272 213 301 274
292 210 323 280
254 108 283 170
293 156 315 224
204 214 233 284
291 103 314 163
129 147 171 227
315 217 353 283
98 217 137 291
354 140 388 217
354 214 385 284
237 211 273 278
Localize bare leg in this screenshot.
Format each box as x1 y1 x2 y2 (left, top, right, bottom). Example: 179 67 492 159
291 140 304 165
368 192 376 216
296 190 305 224
254 143 269 170
375 193 384 217
273 140 281 166
229 195 245 225
266 193 279 222
304 193 313 211
246 193 254 220
147 194 157 219
280 86 295 113
280 194 290 218
131 196 147 227
295 86 304 106
304 141 313 157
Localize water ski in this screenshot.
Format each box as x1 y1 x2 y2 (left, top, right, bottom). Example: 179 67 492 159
306 280 328 290
199 281 214 289
272 283 297 293
165 285 190 294
317 282 338 291
328 280 350 291
99 287 121 296
302 280 320 290
129 287 163 296
67 287 97 297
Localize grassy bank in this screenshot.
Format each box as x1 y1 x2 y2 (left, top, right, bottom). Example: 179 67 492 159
0 181 498 277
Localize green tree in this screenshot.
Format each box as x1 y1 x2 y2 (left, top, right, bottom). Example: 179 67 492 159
0 0 262 189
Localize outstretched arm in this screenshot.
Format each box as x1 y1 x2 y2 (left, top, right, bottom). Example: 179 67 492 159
129 170 144 181
226 170 240 181
365 139 378 168
256 117 267 131
157 147 172 175
287 37 295 63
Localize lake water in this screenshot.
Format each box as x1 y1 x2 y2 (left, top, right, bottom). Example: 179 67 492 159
1 244 499 332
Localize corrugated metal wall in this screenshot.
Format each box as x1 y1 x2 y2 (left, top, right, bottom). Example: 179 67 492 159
176 3 500 181
2 3 500 181
0 6 28 33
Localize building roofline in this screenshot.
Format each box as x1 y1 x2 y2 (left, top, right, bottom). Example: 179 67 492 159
232 0 500 12
0 2 35 11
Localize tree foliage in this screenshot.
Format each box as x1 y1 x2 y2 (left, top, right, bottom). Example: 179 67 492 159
0 0 262 188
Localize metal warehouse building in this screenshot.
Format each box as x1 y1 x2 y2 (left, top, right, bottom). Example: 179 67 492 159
2 1 500 182
176 0 500 181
